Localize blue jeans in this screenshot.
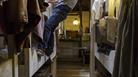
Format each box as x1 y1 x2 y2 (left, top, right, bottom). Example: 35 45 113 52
38 5 71 49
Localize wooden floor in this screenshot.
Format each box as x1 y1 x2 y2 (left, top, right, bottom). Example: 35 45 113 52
57 40 90 77
57 61 90 77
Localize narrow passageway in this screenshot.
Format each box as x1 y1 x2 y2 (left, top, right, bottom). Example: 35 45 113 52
56 40 90 77
0 0 137 77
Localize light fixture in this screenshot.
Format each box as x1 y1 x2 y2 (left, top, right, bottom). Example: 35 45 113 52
73 18 79 26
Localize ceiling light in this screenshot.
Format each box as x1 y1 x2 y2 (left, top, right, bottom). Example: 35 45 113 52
73 18 79 26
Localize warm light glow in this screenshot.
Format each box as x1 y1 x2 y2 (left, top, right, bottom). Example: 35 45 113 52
73 18 79 25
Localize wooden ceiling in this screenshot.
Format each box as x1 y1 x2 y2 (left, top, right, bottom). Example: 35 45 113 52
73 0 91 11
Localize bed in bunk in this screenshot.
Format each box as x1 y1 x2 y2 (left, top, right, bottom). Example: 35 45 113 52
94 16 118 77
95 43 116 77
19 33 57 77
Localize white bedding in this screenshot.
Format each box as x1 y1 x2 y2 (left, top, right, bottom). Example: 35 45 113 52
95 45 116 74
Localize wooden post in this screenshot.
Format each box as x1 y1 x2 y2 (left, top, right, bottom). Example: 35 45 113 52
79 0 83 47
90 0 95 77
7 35 18 77
23 34 32 77
24 48 31 77
50 31 58 77
51 57 57 77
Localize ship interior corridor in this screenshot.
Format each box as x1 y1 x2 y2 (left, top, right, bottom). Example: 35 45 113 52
0 0 137 77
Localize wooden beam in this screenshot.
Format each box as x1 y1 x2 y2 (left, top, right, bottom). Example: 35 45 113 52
7 35 18 77
90 0 96 77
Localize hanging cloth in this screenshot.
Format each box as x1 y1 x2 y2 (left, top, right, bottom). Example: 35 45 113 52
4 0 28 24
115 0 121 18
27 0 42 17
92 0 104 20
15 0 42 48
112 0 138 77
33 15 47 42
3 0 28 34
133 0 138 76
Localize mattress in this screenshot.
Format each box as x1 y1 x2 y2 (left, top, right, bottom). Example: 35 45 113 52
95 45 116 74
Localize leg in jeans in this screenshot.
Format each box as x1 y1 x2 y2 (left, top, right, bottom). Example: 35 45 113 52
44 31 54 56
43 5 71 49
47 32 54 49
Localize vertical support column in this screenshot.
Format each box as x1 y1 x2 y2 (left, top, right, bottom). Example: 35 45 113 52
24 48 31 77
51 57 57 77
90 19 96 77
13 53 18 77
7 35 18 77
90 0 95 77
79 0 83 47
24 34 32 77
50 31 58 77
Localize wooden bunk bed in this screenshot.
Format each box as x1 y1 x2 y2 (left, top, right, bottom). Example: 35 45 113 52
19 33 57 77
0 33 57 77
